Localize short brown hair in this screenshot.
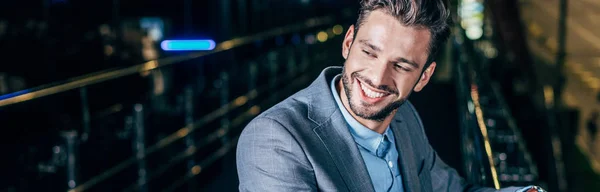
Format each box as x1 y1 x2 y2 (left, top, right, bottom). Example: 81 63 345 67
354 0 451 67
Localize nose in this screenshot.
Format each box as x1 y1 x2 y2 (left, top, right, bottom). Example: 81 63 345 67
366 60 391 88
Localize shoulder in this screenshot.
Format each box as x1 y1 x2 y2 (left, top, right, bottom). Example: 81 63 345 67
240 91 314 138
261 93 311 126
236 95 317 191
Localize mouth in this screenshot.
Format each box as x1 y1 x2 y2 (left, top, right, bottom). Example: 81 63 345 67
355 77 392 103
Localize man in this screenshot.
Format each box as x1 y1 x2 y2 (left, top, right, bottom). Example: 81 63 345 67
237 0 542 191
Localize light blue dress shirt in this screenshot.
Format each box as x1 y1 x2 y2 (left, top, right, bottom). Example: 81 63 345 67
330 75 404 192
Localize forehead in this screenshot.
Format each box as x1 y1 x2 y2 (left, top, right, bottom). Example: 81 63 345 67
356 10 431 66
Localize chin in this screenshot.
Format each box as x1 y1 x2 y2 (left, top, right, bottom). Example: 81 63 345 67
351 92 405 120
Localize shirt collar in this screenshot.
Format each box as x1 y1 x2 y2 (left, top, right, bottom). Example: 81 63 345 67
330 74 393 154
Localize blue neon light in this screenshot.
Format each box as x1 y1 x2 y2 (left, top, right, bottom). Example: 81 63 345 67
0 89 31 100
160 40 216 51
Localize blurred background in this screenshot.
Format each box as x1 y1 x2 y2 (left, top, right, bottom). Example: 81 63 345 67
0 0 598 191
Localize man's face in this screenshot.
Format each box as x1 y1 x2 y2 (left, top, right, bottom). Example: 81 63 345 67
340 10 437 121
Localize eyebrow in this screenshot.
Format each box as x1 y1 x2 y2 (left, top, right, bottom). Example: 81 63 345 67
358 39 420 69
358 39 381 52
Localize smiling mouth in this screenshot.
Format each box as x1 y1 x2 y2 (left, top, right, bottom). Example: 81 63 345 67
356 78 391 99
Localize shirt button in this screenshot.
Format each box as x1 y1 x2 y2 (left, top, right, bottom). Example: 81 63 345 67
388 161 393 168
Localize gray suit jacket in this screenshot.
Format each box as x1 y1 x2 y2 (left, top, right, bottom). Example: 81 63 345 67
237 67 521 192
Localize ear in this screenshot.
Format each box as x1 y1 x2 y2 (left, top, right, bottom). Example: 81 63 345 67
413 62 437 92
342 25 355 59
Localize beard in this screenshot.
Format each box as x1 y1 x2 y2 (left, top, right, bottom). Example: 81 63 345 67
341 69 405 122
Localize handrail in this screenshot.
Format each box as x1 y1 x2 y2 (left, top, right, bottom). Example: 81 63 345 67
457 27 540 188
123 68 315 192
65 23 341 190
470 84 501 189
463 46 540 188
0 15 337 108
67 63 316 192
453 29 501 188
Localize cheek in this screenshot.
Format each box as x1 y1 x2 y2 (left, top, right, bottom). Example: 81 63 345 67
345 53 362 66
347 48 371 65
344 59 367 74
394 76 419 95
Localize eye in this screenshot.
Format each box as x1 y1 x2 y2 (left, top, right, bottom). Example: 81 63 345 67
394 63 412 72
362 50 375 58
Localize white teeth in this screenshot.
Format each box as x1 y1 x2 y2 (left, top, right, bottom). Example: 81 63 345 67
360 82 385 98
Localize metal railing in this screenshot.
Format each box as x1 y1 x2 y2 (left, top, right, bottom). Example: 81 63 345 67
453 30 499 188
0 10 352 192
453 25 541 188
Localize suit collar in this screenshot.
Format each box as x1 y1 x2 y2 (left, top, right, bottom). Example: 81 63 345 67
306 66 342 125
313 112 375 192
391 105 422 192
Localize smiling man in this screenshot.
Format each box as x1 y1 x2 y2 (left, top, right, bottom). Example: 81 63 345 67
237 0 541 191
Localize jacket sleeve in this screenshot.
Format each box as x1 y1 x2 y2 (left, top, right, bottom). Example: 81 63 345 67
236 117 316 192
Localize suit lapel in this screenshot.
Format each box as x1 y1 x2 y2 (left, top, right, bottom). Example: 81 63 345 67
392 111 422 192
313 113 375 192
306 66 374 192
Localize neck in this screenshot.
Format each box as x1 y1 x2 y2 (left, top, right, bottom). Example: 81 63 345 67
337 78 396 134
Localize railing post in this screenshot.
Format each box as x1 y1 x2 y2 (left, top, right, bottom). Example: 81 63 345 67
61 130 79 190
184 0 192 34
268 51 278 103
300 42 309 72
133 104 147 192
219 0 232 38
251 0 261 32
112 0 120 54
248 61 258 106
554 0 568 109
286 47 297 77
79 87 90 142
183 86 197 192
553 2 569 190
237 0 248 34
218 72 230 144
117 115 134 140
